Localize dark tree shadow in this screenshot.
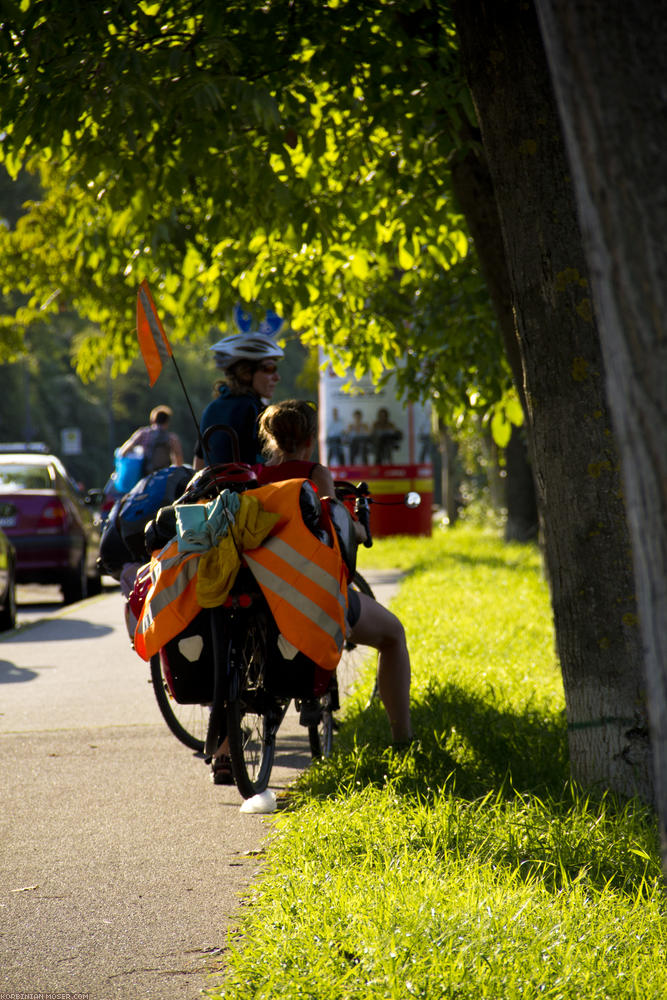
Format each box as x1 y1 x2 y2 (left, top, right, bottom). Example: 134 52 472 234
12 619 113 642
0 660 39 684
297 680 659 898
315 679 569 802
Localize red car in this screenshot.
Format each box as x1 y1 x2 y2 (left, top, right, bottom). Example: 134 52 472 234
0 448 102 604
0 526 17 630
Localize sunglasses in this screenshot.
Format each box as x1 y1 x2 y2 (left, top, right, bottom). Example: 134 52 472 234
257 362 279 374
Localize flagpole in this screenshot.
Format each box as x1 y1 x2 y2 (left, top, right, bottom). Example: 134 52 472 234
168 354 212 466
136 280 212 466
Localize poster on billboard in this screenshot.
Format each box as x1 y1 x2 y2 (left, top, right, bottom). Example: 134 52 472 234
318 358 433 535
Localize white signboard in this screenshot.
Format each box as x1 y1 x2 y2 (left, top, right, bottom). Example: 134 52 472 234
318 360 433 475
61 427 82 456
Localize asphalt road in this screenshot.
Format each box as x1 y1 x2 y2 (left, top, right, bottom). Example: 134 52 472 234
0 572 402 1000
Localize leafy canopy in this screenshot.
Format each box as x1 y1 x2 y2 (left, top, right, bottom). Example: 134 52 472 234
0 0 511 421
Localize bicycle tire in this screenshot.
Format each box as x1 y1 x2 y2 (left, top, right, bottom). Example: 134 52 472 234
308 686 335 759
150 653 208 753
350 570 375 600
226 612 285 798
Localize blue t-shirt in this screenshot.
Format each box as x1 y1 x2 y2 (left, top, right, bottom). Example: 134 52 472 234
197 387 264 465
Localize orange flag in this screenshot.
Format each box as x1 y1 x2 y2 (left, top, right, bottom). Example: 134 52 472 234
136 279 173 386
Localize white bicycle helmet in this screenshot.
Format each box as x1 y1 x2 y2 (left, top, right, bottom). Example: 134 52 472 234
210 332 285 371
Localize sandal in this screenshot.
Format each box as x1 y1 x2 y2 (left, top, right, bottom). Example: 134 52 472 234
210 753 234 785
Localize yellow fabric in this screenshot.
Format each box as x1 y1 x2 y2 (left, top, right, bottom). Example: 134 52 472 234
196 493 279 608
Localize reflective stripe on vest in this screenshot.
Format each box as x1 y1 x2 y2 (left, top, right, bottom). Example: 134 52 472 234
134 538 202 661
244 479 348 672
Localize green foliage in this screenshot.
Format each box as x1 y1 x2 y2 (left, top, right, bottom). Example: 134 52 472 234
0 1 509 428
206 526 664 999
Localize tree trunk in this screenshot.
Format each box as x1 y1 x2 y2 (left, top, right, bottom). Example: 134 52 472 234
480 429 505 512
451 140 539 542
535 0 667 868
453 0 651 801
505 426 539 542
438 421 460 526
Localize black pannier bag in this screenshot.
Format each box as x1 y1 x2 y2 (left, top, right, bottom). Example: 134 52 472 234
159 609 215 704
261 612 333 700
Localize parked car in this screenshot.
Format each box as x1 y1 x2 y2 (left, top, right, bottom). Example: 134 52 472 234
0 449 102 604
99 473 124 526
0 526 17 630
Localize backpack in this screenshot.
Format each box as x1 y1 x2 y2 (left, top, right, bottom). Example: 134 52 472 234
97 465 194 577
143 427 172 474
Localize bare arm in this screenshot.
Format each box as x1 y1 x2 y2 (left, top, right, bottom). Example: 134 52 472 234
316 465 368 544
310 463 337 499
117 429 142 456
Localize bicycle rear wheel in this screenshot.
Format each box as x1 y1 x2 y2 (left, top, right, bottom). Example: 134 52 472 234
226 613 287 798
308 684 336 759
150 654 208 753
350 570 374 600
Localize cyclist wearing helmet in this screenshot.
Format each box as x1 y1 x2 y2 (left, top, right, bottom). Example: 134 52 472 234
193 327 283 469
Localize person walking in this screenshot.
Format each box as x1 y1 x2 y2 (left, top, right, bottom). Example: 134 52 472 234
117 404 184 472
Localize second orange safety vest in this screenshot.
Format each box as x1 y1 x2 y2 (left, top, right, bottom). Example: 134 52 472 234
243 479 349 673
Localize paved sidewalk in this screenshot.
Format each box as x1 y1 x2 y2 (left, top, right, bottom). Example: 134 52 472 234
0 569 404 1000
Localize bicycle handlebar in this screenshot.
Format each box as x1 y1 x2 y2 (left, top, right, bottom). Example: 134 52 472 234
334 480 373 548
334 479 422 549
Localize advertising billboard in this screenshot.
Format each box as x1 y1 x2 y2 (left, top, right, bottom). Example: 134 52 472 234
318 360 433 536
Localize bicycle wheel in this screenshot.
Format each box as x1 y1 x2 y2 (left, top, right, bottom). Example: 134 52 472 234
308 684 336 759
150 653 208 753
350 570 374 599
226 613 287 798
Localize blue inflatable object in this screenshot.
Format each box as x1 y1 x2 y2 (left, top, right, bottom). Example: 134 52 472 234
114 450 145 493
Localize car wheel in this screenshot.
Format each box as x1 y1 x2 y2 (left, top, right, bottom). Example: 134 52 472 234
0 570 17 631
62 553 88 605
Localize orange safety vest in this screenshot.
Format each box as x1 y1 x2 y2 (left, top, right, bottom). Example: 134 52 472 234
243 479 348 673
134 538 202 661
134 478 348 670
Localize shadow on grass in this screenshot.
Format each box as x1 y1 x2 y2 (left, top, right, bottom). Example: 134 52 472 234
296 680 661 897
307 678 569 803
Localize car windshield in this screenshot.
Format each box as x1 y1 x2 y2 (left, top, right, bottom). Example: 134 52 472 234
0 464 52 489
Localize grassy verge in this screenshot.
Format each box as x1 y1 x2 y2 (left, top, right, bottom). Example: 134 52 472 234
207 525 664 999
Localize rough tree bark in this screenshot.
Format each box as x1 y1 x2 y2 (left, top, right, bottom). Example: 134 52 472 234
535 0 667 867
453 0 651 801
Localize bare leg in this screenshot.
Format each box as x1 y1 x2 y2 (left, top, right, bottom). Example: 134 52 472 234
348 592 413 743
211 736 233 784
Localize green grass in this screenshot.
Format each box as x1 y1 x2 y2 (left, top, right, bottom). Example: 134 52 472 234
206 525 664 1000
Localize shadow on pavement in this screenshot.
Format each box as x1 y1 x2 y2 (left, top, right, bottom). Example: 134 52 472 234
12 619 114 642
0 660 39 684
